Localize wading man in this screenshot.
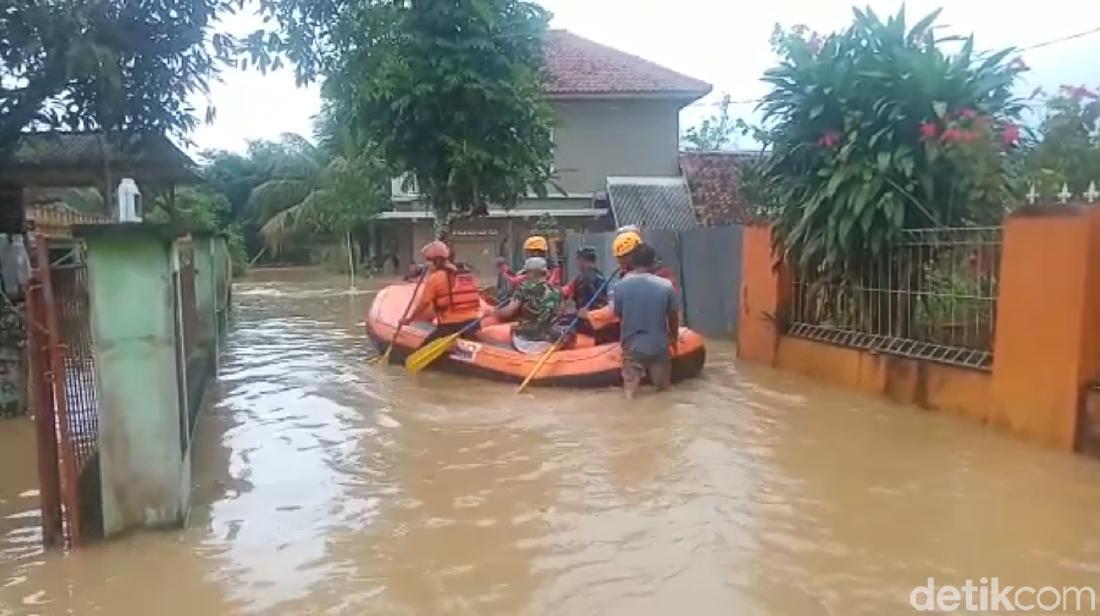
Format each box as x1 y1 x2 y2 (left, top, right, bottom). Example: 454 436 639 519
611 244 679 398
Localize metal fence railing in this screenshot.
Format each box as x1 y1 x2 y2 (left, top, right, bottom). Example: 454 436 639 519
786 227 1002 370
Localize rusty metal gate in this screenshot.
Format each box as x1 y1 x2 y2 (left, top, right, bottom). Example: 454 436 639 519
26 235 101 547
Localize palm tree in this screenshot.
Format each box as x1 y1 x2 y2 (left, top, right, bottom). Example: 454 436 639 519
246 131 389 284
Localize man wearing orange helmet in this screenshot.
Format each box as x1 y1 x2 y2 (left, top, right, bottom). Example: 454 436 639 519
402 240 483 347
497 235 562 288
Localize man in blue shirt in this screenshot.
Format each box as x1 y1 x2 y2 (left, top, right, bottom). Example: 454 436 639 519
612 244 680 398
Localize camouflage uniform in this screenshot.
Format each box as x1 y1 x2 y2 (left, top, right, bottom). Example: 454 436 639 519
513 279 562 341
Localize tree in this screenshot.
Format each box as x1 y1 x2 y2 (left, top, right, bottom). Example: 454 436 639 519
760 8 1026 271
0 0 236 158
682 95 739 151
245 130 389 282
250 0 556 228
1025 85 1100 197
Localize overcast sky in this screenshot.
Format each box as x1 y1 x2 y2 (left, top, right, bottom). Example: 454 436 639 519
190 0 1100 154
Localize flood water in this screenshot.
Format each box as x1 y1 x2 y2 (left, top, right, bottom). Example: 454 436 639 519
3 269 1100 615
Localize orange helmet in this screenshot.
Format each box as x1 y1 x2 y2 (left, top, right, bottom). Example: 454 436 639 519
420 240 449 260
612 231 643 257
523 235 549 252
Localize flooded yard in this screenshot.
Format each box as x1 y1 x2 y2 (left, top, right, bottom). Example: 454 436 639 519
2 269 1100 615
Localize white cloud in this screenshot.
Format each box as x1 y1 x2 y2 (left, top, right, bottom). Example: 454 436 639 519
190 0 1100 153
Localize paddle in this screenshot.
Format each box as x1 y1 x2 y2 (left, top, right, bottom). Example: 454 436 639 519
374 268 426 365
404 315 485 375
515 269 619 394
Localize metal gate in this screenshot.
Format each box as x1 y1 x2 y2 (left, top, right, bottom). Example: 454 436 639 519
26 235 101 547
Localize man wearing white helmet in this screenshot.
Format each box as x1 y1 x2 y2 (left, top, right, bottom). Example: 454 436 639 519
493 256 562 342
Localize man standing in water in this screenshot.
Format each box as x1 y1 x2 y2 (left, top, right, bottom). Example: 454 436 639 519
612 244 679 398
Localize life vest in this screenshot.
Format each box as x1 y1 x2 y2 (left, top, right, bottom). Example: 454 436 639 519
432 270 481 314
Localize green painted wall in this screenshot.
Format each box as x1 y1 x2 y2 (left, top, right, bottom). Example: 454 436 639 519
193 235 217 356
83 229 189 537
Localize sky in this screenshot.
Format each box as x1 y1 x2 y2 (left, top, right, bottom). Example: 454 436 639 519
190 0 1100 154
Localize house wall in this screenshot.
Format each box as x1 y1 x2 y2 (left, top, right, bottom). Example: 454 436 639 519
552 98 684 194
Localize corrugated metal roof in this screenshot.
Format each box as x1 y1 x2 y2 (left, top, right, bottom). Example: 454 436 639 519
606 176 699 231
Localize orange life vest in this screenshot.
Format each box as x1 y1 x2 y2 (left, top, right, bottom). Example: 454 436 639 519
432 270 481 314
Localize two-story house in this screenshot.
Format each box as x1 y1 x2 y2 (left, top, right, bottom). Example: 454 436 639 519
380 30 711 276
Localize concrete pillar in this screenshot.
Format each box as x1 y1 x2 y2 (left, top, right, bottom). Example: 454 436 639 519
75 225 190 537
990 207 1100 450
737 225 788 364
192 233 217 359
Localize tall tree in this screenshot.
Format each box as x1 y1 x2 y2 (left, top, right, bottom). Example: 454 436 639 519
250 0 556 228
1025 85 1100 197
682 95 739 151
760 8 1026 271
0 0 236 158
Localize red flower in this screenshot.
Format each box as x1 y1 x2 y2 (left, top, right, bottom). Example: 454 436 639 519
1008 57 1029 71
940 128 960 143
919 121 938 141
958 129 979 143
959 108 978 120
1000 122 1020 146
817 130 841 148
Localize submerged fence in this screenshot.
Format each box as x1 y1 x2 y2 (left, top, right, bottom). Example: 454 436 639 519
786 227 1002 370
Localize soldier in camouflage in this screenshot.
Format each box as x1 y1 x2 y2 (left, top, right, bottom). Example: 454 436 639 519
493 257 562 342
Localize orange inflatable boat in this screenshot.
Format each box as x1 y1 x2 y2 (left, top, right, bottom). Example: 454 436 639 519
366 282 706 387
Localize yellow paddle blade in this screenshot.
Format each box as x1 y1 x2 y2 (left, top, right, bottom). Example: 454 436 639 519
405 331 463 374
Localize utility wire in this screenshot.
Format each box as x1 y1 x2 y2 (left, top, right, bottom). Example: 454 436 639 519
691 25 1100 108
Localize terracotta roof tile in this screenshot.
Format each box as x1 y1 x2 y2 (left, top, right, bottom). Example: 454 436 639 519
679 151 761 225
545 30 711 98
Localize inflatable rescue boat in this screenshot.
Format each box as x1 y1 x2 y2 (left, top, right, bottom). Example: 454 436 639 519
366 282 706 387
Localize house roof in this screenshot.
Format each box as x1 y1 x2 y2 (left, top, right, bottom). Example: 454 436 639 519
1 131 199 187
606 176 699 231
544 30 711 100
679 151 761 225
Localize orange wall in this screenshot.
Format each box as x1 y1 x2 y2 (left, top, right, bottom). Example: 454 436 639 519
775 337 993 422
989 207 1100 449
738 208 1100 453
738 225 786 364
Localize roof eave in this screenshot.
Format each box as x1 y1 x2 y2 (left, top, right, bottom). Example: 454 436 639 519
545 89 712 106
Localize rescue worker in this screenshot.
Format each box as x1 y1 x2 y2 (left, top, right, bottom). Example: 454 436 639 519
493 257 562 342
498 235 563 288
575 230 642 341
613 225 678 291
401 240 482 347
562 246 608 310
612 243 680 398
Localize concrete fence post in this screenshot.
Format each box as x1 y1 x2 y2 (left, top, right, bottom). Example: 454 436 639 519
76 225 191 537
737 225 788 364
990 206 1100 450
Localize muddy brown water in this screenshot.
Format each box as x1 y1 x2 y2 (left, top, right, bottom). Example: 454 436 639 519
2 269 1100 615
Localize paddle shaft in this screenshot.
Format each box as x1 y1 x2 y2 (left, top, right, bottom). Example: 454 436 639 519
515 269 619 393
378 268 426 363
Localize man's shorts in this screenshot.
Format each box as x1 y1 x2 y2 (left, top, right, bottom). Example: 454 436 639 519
622 350 672 387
